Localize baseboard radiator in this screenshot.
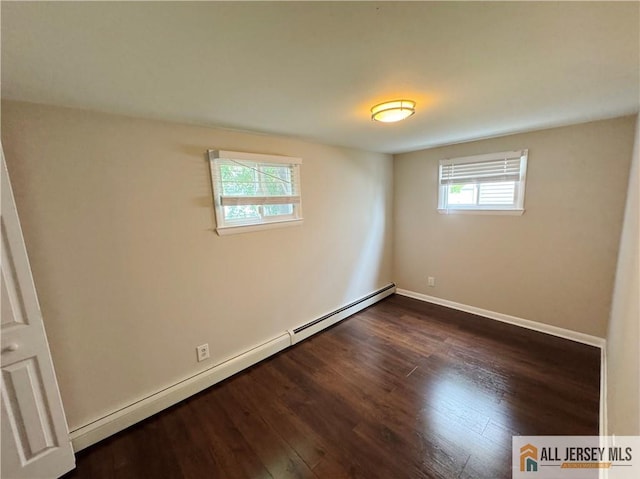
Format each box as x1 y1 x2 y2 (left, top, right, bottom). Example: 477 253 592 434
70 283 396 451
289 282 396 344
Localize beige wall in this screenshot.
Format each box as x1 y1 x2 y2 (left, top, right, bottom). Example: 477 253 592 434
1 100 393 431
393 117 636 338
4 99 636 437
607 115 639 435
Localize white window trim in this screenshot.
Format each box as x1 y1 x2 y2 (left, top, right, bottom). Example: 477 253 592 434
208 150 303 235
437 149 528 215
215 218 303 236
437 208 525 216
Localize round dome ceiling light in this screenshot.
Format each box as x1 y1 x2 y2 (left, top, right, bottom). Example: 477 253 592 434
370 99 416 123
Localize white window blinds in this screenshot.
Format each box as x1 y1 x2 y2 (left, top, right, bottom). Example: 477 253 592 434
439 157 523 185
438 150 528 214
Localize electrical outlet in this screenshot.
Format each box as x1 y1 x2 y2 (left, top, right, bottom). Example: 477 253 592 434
196 343 210 362
428 276 436 287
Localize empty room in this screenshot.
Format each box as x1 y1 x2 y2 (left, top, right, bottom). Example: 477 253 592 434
1 2 638 479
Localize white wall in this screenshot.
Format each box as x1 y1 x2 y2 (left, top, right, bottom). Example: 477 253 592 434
1 100 394 432
393 117 636 338
607 114 640 435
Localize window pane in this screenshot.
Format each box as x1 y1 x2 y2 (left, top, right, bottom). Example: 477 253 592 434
220 164 258 196
223 205 260 221
261 166 293 196
263 204 293 217
447 184 477 205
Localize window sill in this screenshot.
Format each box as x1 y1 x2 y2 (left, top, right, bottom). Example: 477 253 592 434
216 218 304 236
437 208 525 216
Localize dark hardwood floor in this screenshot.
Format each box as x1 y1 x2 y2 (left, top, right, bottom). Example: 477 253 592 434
62 294 600 479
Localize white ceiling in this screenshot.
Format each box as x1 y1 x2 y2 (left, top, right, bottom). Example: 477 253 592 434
2 1 639 154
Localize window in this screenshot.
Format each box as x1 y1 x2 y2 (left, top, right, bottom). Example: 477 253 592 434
438 149 528 215
208 150 303 235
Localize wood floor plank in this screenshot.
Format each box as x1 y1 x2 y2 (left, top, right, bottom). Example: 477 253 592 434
231 369 328 470
218 384 317 479
63 294 600 478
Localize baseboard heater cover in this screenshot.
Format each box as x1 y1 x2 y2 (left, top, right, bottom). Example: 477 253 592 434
294 283 396 334
289 283 396 344
69 283 396 451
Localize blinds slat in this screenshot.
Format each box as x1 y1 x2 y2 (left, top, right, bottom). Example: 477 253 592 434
441 166 520 178
478 182 515 205
440 157 522 185
221 195 301 206
439 150 524 166
441 159 521 170
441 160 520 173
209 150 302 165
440 173 520 185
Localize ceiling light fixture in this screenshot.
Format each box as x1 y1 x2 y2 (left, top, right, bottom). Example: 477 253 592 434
370 99 416 123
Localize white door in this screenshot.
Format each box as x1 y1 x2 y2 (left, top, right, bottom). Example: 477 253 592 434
1 148 75 478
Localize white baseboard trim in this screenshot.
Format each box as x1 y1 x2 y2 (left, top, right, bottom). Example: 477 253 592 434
69 283 395 452
600 345 608 436
69 333 291 451
395 289 606 348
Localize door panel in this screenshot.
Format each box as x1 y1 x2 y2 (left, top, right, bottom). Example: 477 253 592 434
2 358 57 459
1 148 75 478
1 229 29 329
